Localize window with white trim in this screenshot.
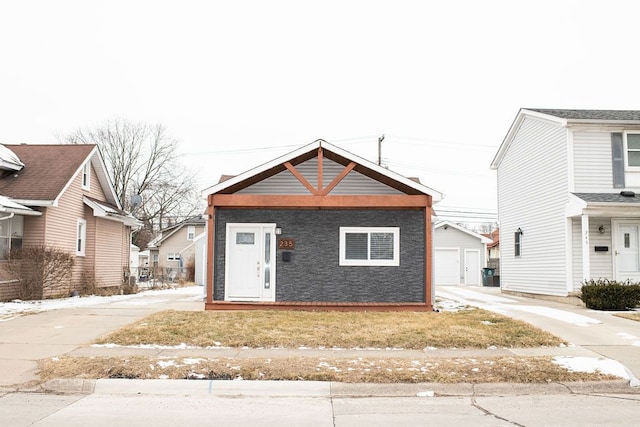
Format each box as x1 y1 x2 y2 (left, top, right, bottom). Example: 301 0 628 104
76 219 86 256
187 226 195 241
81 162 90 190
339 227 400 266
0 215 24 260
167 253 180 261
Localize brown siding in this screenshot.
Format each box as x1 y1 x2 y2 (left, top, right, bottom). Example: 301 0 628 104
94 218 127 287
87 162 108 201
23 209 46 246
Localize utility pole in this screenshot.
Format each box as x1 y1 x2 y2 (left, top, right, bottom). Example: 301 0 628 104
378 134 385 166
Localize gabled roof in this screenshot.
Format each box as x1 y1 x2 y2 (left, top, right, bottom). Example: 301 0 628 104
0 144 121 208
201 140 442 201
491 108 640 170
148 216 206 248
434 220 492 244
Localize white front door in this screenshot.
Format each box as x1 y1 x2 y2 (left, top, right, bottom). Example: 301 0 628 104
464 250 480 286
614 222 640 282
225 223 276 301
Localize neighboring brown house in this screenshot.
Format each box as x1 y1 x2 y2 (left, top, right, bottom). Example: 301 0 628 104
201 140 442 311
0 144 139 300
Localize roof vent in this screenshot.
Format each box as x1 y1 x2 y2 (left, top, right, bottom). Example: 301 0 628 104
620 191 636 197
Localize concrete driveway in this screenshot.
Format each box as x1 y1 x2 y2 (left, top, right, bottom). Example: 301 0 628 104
436 285 640 385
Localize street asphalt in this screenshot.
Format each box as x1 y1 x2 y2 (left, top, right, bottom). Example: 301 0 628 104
1 284 639 426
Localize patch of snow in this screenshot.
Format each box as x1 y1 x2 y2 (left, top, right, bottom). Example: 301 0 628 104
157 360 178 368
0 286 204 320
616 332 640 346
553 356 629 379
182 358 204 365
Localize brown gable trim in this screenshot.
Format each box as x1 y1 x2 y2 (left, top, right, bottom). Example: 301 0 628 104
211 194 431 208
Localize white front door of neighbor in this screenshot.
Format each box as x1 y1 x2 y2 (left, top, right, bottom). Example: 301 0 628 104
225 223 276 301
614 222 640 282
464 250 480 286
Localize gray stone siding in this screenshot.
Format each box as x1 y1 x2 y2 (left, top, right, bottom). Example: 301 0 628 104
214 209 426 303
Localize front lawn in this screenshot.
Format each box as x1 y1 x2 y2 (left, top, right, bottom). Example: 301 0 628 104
93 308 563 349
38 309 623 383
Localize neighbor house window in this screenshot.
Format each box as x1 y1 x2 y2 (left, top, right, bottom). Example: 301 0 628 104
339 227 400 266
82 162 90 189
153 254 158 266
167 253 180 261
187 226 195 241
0 215 24 260
514 228 523 257
76 219 86 256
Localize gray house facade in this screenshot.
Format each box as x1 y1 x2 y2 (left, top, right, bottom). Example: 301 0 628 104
201 140 443 310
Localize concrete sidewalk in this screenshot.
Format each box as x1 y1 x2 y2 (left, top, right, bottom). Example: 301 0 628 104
0 286 204 388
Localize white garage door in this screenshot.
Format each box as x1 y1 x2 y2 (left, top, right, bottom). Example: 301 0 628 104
435 248 460 285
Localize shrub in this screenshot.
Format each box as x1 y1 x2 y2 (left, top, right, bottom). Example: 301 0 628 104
580 279 640 310
5 245 74 300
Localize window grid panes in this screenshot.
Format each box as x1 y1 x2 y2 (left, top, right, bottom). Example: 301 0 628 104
627 134 640 167
340 227 399 266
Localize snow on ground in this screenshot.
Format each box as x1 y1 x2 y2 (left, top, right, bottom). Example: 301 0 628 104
0 285 204 321
436 286 602 327
1 284 632 381
553 356 631 379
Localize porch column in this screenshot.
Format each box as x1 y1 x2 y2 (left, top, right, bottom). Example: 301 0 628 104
206 200 215 305
581 214 590 283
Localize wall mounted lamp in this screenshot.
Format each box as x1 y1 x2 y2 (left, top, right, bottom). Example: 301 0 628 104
598 225 605 234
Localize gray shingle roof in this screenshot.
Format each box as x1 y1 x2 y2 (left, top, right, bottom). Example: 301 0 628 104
527 109 640 121
573 193 640 204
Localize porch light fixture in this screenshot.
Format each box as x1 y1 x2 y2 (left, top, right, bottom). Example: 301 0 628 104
516 227 523 235
598 225 605 234
275 227 282 235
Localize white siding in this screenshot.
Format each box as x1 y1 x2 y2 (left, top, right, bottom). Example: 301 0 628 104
497 116 569 296
572 131 615 192
238 157 403 195
570 217 613 289
434 227 487 283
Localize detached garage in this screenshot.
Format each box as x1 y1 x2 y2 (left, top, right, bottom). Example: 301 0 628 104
434 221 491 286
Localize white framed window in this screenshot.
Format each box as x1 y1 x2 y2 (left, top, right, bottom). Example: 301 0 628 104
76 219 86 256
339 227 400 266
81 162 91 190
167 253 180 261
0 215 24 260
187 226 195 241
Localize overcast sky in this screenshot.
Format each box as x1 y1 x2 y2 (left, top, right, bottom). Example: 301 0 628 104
2 0 640 218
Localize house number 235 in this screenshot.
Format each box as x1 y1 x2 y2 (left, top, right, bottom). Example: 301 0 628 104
278 238 295 249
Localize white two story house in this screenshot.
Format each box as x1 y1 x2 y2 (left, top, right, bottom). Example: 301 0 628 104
491 108 640 297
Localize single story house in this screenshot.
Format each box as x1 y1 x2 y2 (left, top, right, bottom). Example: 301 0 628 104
201 140 442 310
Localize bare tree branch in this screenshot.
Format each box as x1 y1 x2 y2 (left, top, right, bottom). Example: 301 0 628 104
64 118 204 248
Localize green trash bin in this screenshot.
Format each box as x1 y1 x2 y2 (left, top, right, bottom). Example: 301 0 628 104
482 268 495 286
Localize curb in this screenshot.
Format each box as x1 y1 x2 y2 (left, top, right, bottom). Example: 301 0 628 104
39 378 637 397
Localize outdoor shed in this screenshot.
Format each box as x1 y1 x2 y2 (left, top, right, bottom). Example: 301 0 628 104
201 140 442 310
433 221 492 286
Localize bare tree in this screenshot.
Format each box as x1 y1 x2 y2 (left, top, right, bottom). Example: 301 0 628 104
64 118 203 248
